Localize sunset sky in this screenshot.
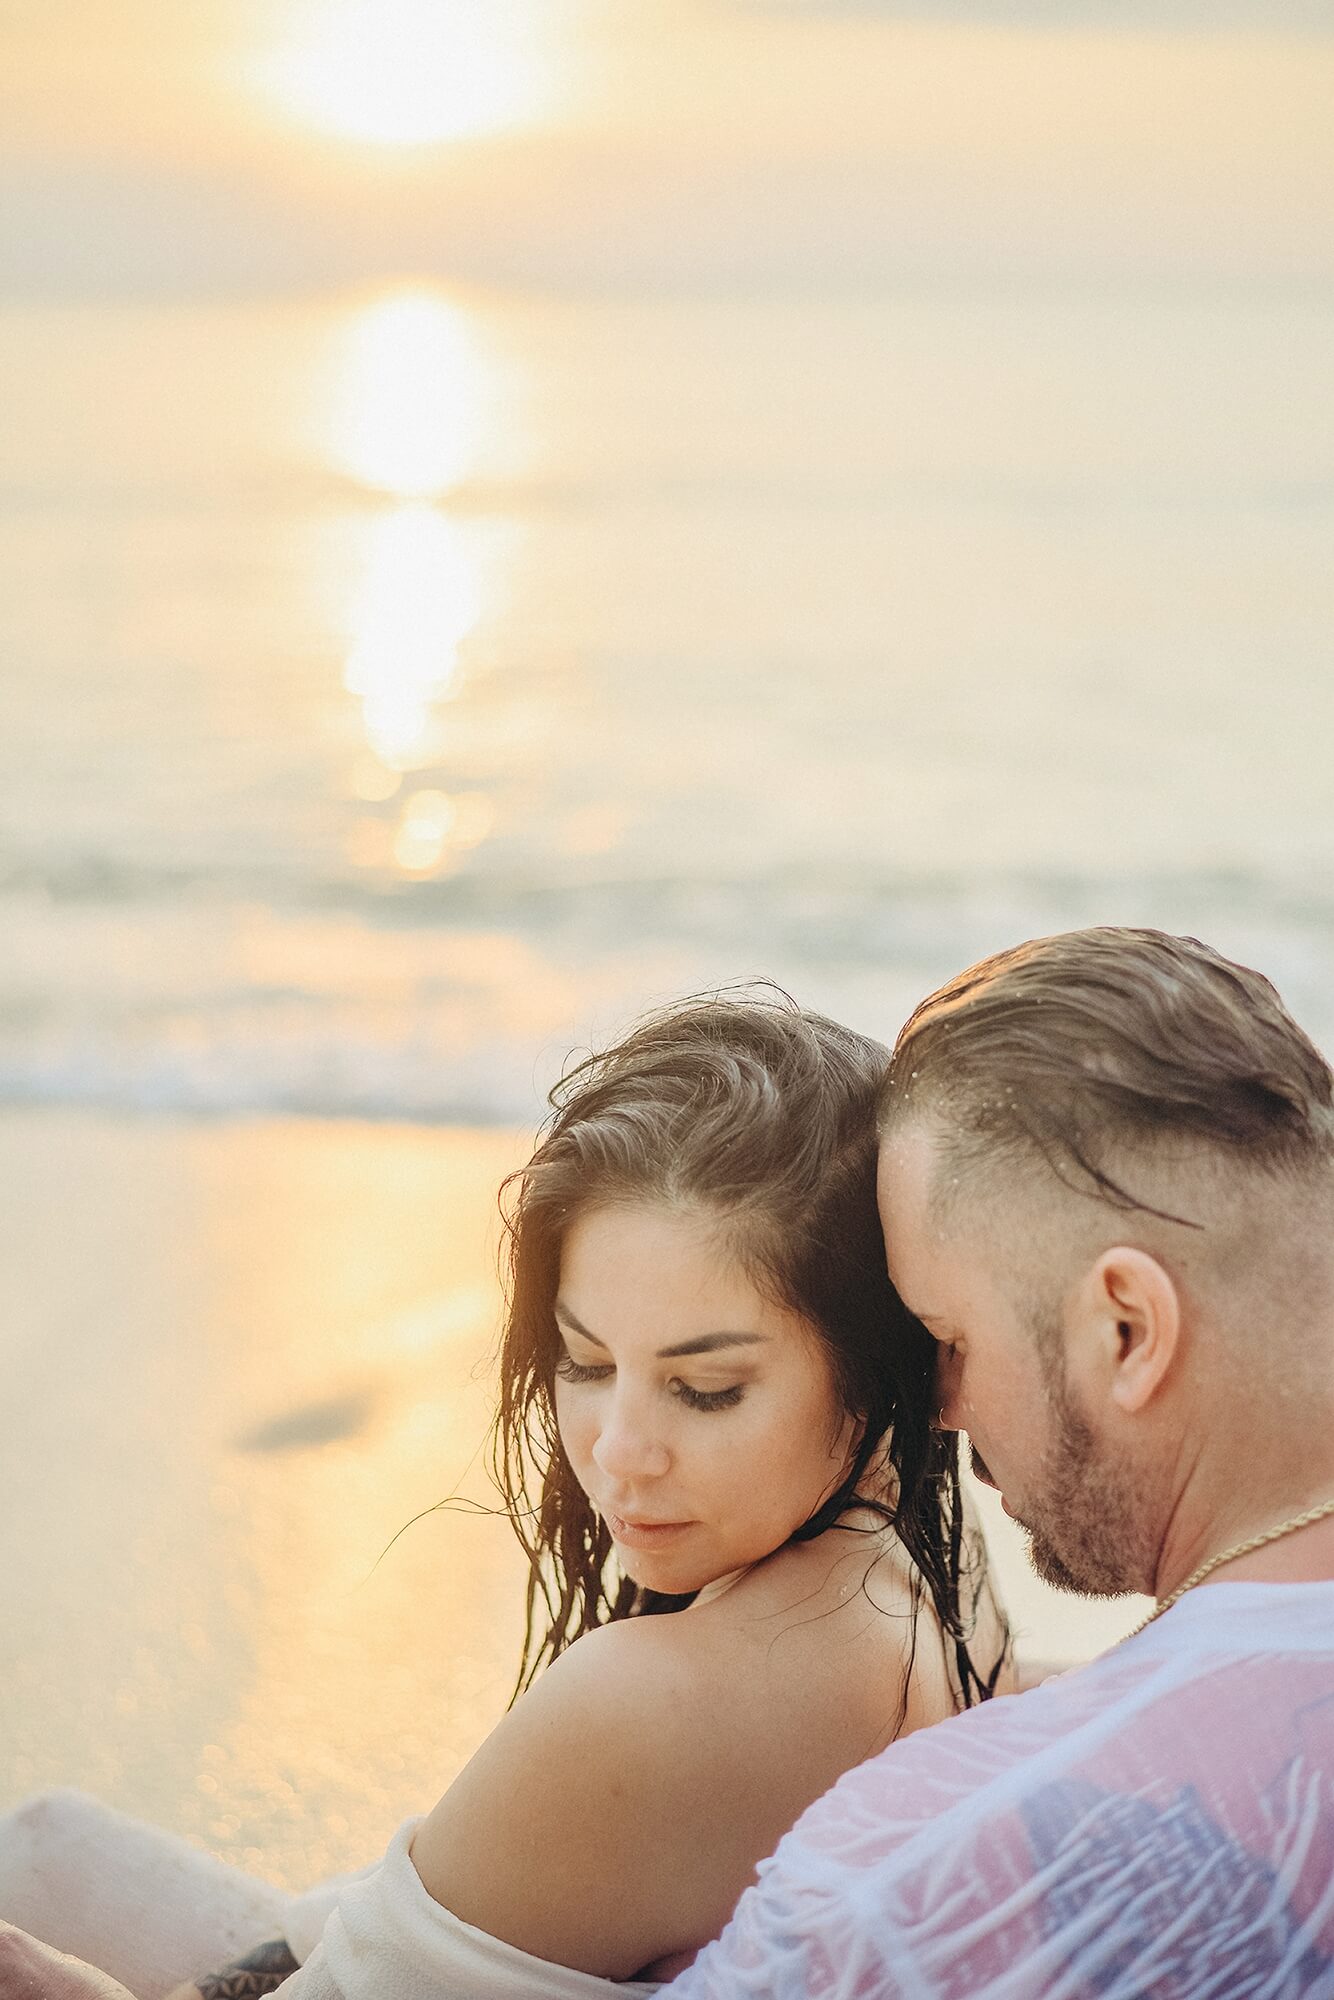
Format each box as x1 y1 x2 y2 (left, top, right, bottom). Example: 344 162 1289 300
3 0 1332 296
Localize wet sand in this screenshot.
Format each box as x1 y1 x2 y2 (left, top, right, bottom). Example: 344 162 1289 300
0 1110 1146 1888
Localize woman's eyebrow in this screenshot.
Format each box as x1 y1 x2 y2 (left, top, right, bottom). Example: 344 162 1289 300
554 1302 606 1346
553 1305 767 1361
658 1332 768 1359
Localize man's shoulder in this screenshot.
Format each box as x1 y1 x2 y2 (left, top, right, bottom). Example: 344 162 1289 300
664 1633 1334 1999
802 1675 1084 1836
758 1616 1334 1878
755 1637 1180 1872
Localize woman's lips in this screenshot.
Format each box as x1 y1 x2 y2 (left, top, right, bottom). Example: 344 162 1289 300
606 1512 693 1551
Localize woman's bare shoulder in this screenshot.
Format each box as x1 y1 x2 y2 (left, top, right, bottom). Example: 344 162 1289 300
409 1617 754 1977
409 1570 925 1974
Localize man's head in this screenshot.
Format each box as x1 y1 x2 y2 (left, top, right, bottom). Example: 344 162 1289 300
877 927 1334 1599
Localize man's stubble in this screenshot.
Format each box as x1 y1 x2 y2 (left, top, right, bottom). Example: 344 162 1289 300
1018 1316 1158 1601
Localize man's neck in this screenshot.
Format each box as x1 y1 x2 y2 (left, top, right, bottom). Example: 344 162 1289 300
1154 1456 1334 1601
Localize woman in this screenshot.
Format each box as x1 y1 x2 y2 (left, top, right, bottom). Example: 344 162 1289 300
2 993 1010 1996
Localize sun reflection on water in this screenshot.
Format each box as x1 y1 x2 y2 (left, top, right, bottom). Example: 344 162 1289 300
343 504 480 768
328 291 489 501
322 285 514 834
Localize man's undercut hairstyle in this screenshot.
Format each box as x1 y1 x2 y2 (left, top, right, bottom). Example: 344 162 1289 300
880 927 1334 1223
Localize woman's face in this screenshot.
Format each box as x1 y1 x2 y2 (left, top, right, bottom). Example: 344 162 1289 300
553 1201 857 1595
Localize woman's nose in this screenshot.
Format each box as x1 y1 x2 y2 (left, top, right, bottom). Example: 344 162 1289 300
591 1394 671 1483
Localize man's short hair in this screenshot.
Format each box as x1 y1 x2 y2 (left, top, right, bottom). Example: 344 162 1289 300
879 928 1334 1221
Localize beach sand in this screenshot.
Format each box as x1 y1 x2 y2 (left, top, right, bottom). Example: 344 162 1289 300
0 1110 1146 1889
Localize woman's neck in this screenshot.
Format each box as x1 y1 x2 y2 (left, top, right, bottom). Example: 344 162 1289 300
689 1565 753 1607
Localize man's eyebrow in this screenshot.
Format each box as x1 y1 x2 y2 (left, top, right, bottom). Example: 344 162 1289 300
554 1303 768 1361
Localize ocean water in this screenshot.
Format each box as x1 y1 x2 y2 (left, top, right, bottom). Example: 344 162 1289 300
3 280 1333 1120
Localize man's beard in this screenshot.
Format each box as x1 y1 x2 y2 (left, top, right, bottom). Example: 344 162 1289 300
1019 1363 1155 1599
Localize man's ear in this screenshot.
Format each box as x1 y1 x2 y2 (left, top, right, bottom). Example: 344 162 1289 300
1075 1247 1181 1414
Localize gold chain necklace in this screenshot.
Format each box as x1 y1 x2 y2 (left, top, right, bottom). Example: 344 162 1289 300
1126 1496 1334 1638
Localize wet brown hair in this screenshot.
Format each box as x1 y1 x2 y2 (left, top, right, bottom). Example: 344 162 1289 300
491 988 1006 1706
880 927 1334 1223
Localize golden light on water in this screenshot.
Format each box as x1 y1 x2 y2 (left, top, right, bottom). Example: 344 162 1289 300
321 286 512 787
344 505 481 768
345 788 495 874
256 0 559 148
328 291 488 501
392 788 495 873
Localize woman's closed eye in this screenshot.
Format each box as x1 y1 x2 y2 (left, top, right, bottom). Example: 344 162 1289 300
554 1350 746 1413
672 1379 745 1413
554 1353 613 1385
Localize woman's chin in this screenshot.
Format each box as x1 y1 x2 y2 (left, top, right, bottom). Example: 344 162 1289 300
620 1551 703 1594
614 1538 718 1597
607 1514 703 1585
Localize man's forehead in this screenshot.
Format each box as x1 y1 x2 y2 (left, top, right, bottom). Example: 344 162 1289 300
876 1121 950 1293
876 1120 942 1216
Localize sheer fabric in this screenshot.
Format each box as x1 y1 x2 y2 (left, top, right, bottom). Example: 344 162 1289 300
665 1583 1334 2000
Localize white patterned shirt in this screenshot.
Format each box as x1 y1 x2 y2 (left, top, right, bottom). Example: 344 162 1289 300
665 1582 1334 2000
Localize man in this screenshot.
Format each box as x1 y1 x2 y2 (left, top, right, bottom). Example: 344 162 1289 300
9 928 1334 1999
664 927 1334 1997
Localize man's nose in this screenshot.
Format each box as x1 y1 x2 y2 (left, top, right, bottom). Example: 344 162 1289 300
591 1391 671 1483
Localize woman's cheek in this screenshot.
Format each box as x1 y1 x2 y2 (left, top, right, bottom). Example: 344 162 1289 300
553 1385 588 1471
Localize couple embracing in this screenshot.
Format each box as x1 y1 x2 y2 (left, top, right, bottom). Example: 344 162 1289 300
4 925 1333 1999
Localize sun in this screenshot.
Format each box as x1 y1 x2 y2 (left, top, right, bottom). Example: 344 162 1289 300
256 0 558 148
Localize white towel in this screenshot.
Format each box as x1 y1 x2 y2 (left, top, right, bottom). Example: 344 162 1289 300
284 1820 663 2000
